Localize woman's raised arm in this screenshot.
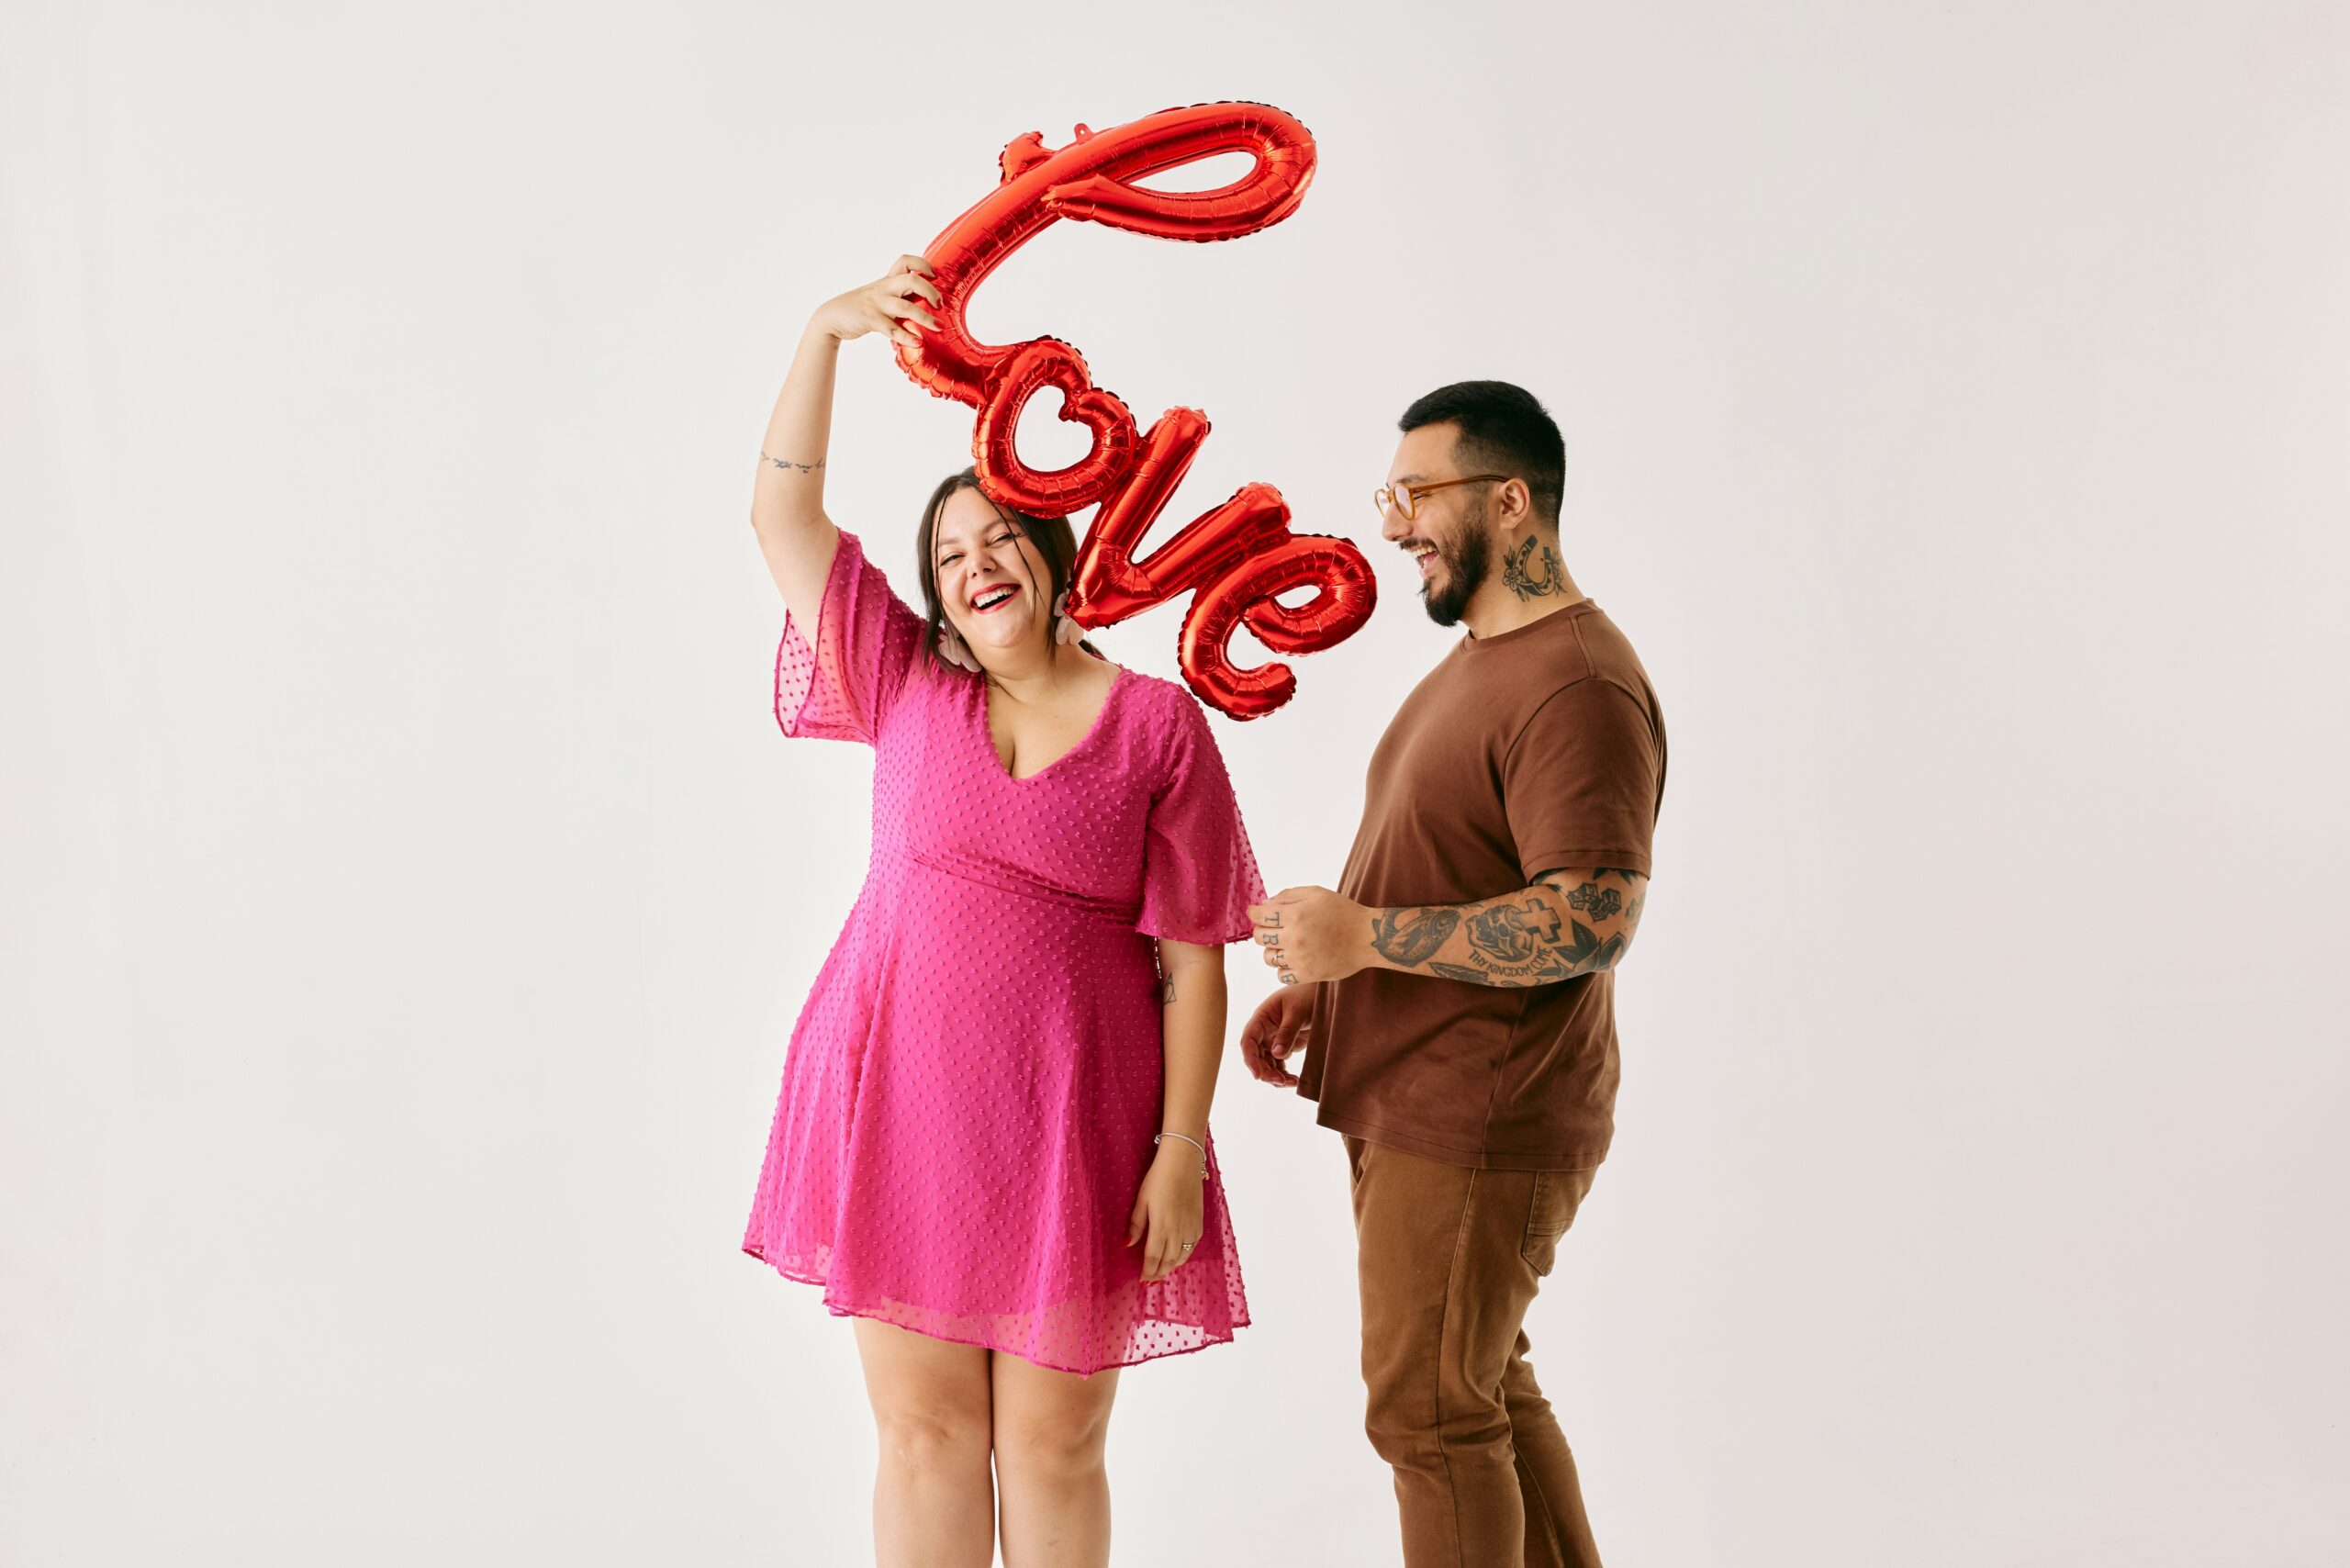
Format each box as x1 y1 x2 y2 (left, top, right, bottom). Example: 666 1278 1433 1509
750 256 940 632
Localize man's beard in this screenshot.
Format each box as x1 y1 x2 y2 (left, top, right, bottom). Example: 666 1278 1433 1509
1420 498 1491 627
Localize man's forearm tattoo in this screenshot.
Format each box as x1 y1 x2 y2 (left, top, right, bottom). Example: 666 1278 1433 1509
1562 879 1622 922
761 451 823 474
1377 869 1647 989
1466 900 1559 964
1501 536 1568 600
1370 906 1460 968
1585 870 1647 934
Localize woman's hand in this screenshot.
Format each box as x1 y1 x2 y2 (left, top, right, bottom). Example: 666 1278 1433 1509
810 255 942 349
1125 1140 1205 1283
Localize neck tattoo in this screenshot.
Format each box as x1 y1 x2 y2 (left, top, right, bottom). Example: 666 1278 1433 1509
1501 536 1567 600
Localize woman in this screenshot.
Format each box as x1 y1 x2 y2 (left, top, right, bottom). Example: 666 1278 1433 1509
741 255 1263 1568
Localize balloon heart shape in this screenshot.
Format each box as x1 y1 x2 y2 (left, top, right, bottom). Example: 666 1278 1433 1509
891 101 1375 720
972 339 1139 515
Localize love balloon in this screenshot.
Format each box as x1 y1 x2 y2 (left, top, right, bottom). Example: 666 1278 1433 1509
893 102 1375 719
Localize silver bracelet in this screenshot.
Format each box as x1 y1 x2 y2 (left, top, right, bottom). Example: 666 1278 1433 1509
1154 1130 1207 1174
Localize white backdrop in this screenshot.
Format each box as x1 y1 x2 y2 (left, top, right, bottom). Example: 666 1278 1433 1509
6 3 2345 1564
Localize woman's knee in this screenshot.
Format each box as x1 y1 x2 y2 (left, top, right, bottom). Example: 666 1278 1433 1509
992 1400 1113 1477
856 1319 993 1475
873 1399 991 1473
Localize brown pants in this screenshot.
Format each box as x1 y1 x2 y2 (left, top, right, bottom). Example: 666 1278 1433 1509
1348 1135 1603 1568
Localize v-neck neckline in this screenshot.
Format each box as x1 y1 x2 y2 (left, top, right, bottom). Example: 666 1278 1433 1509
979 664 1128 783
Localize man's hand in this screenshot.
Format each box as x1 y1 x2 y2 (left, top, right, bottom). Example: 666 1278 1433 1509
1247 886 1374 986
1237 986 1315 1087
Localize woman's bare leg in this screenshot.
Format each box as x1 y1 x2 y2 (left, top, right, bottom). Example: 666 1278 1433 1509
990 1352 1120 1568
853 1318 996 1568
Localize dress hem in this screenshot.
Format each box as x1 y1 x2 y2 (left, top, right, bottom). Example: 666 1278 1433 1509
743 1243 1251 1378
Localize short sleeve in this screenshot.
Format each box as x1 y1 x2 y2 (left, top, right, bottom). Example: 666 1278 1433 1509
774 531 926 745
1503 678 1664 880
1136 696 1267 946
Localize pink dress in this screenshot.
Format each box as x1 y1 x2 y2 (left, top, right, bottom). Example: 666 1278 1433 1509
743 531 1264 1374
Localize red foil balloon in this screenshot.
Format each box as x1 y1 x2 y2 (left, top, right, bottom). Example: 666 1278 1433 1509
892 102 1375 719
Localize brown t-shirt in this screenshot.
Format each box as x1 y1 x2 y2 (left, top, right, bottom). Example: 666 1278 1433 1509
1298 599 1665 1170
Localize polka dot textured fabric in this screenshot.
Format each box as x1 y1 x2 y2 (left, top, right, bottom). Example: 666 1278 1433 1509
744 531 1265 1374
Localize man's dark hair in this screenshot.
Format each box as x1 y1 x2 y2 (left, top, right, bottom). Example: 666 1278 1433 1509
1398 380 1565 528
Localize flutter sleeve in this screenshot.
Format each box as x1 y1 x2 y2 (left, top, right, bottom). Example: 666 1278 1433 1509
773 531 927 745
1136 693 1267 946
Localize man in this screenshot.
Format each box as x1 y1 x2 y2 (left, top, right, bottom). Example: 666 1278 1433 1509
1241 381 1665 1568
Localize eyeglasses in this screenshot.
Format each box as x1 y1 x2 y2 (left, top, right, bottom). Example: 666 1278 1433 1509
1372 474 1509 523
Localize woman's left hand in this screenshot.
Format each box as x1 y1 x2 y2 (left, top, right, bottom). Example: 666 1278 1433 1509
1126 1142 1205 1282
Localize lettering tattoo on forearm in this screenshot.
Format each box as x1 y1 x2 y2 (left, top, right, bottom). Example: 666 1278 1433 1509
1370 906 1460 968
1378 868 1647 989
1501 536 1568 600
761 451 824 474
